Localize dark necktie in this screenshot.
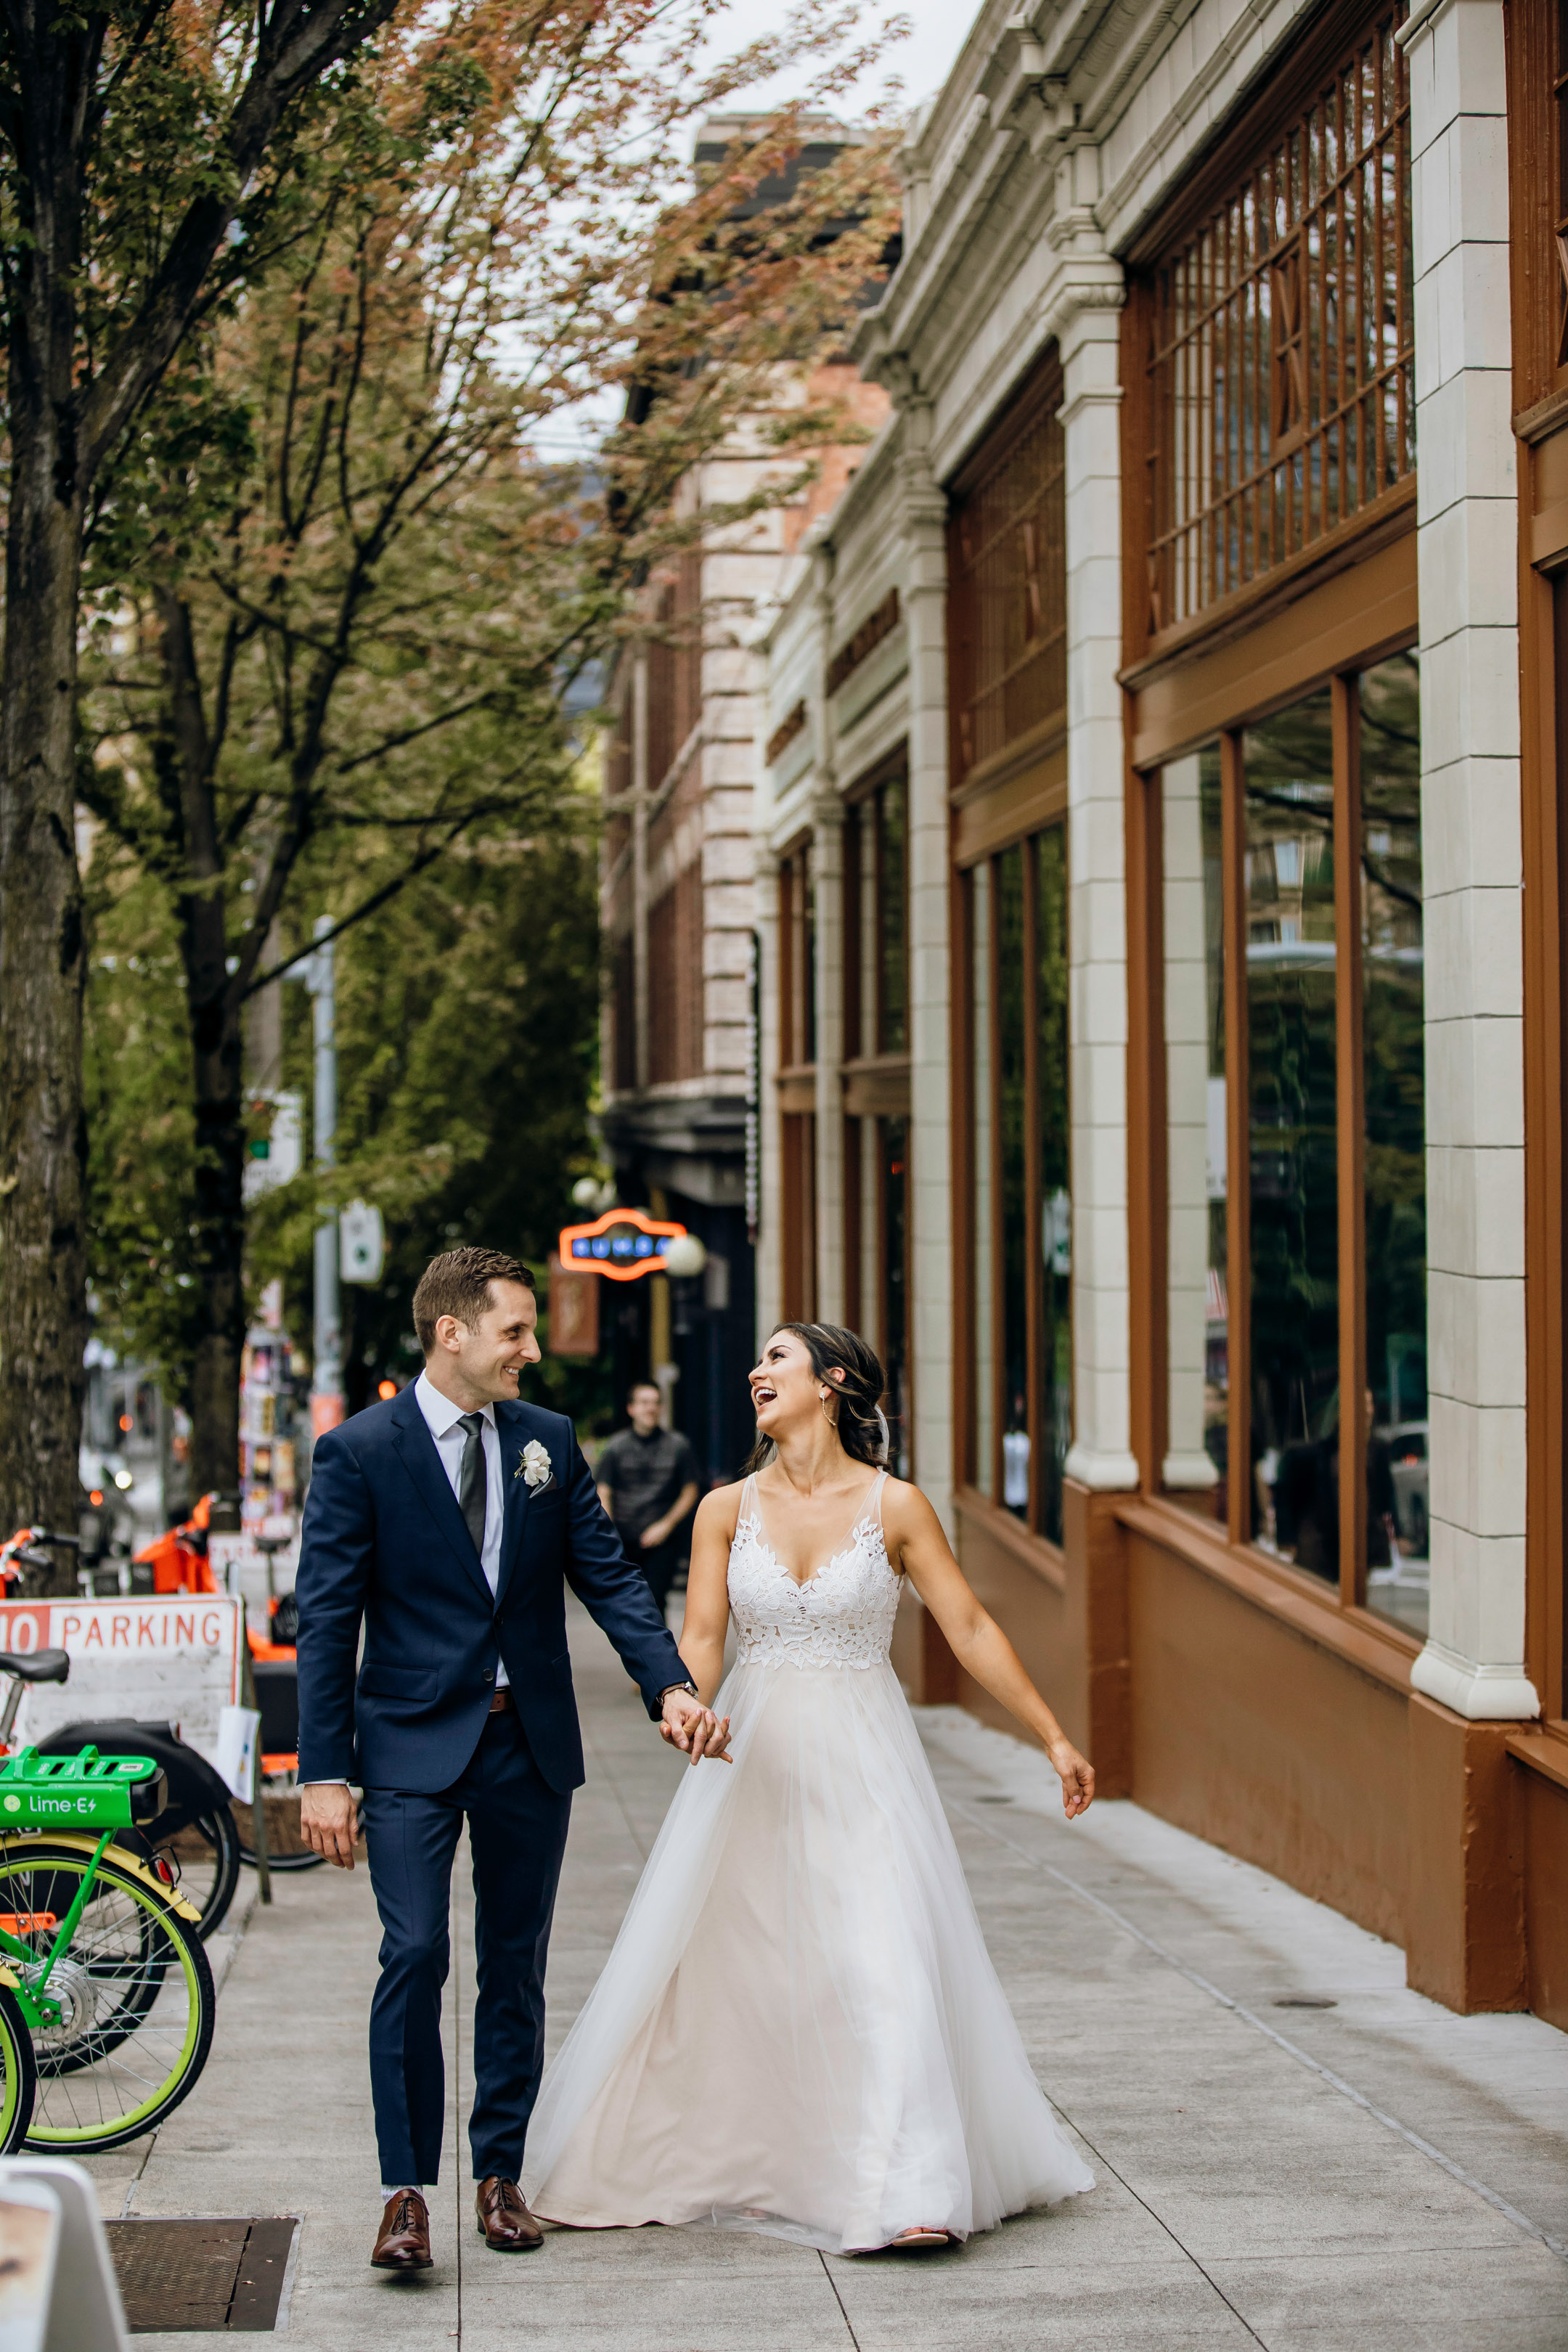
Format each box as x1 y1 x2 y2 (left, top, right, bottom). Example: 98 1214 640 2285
457 1412 487 1561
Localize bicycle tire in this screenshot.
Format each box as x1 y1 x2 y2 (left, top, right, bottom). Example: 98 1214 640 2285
155 1808 242 1939
239 1839 324 1872
0 1982 37 2155
0 1842 216 2153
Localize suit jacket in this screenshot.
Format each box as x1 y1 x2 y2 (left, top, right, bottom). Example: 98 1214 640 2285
295 1384 690 1795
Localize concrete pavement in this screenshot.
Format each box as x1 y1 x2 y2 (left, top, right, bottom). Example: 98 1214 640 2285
84 1599 1568 2348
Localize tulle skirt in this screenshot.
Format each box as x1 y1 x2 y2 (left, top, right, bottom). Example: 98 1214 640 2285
523 1657 1094 2252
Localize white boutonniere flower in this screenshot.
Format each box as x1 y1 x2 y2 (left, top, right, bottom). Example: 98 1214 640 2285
517 1439 553 1490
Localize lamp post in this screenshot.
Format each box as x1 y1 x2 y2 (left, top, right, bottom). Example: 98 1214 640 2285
301 918 343 1437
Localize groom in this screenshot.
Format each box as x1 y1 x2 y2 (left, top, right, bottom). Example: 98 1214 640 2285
295 1246 725 2272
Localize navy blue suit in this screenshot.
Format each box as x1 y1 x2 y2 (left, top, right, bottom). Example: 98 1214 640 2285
295 1382 688 2187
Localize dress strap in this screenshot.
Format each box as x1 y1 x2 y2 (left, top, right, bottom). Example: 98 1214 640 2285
859 1469 889 1531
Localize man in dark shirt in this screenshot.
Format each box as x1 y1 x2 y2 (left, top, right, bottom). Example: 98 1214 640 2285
595 1382 701 1620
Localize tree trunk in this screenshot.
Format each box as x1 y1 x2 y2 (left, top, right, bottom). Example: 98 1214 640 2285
157 592 245 1506
0 352 90 1577
188 997 246 1503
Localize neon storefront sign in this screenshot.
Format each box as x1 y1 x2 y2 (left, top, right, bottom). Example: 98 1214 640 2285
556 1206 687 1283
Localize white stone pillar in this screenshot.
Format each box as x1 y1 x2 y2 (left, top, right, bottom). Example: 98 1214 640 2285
1055 259 1138 1493
754 849 785 1346
631 645 650 1093
1400 0 1538 1719
812 791 847 1326
897 407 956 1535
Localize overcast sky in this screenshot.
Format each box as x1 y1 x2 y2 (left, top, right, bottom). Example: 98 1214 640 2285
707 1 973 122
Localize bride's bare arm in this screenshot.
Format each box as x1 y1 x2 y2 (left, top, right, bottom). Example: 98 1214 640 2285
676 1487 737 1711
886 1485 1095 1820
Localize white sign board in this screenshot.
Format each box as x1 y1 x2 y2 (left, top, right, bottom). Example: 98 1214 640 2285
340 1199 385 1284
208 1531 298 1617
0 1597 243 1772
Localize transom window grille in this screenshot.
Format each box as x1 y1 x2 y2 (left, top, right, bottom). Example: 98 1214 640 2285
947 349 1066 788
1142 7 1413 640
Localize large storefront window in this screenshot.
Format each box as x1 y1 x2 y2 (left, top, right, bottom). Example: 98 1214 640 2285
1162 654 1426 1630
968 828 1070 1544
949 342 1071 1548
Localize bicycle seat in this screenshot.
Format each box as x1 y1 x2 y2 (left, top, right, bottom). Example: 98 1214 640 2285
0 1649 69 1684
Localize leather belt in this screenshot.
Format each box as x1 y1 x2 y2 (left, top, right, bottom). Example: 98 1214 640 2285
487 1688 513 1715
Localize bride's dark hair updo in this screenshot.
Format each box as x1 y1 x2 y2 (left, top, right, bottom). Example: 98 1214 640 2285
748 1323 890 1472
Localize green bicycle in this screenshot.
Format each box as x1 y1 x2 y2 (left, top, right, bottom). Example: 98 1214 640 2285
0 1735 215 2153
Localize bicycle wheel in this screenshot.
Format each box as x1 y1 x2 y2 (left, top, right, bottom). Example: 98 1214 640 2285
0 1842 216 2153
0 1982 37 2155
154 1808 242 1939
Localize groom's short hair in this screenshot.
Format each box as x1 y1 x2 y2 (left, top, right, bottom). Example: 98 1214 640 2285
413 1246 535 1353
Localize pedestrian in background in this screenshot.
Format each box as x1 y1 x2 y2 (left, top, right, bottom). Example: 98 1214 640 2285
596 1381 701 1622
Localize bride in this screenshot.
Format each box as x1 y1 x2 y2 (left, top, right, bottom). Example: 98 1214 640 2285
524 1321 1096 2253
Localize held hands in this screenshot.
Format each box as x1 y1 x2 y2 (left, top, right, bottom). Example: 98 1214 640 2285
1049 1741 1095 1821
659 1687 732 1766
300 1781 362 1869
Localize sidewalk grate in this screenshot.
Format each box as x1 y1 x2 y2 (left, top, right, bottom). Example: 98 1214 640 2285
105 2217 298 2333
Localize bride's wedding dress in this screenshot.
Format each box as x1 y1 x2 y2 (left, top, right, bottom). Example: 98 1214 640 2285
523 1471 1094 2251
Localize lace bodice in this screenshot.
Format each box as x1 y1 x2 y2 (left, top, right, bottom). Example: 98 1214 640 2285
727 1472 899 1669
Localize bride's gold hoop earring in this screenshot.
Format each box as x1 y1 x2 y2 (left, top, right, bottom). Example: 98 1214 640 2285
820 1392 839 1428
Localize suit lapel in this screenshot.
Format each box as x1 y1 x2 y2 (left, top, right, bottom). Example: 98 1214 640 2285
495 1403 536 1608
390 1388 495 1609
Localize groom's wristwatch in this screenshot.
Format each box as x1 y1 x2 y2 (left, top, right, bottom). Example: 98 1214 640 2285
658 1680 699 1706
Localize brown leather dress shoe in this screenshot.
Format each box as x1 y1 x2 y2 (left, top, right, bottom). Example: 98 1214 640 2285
475 2176 544 2251
371 2189 433 2270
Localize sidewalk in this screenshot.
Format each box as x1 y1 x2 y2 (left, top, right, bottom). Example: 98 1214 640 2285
84 1599 1568 2349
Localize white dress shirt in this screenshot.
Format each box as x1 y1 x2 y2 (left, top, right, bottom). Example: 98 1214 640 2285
414 1370 509 1686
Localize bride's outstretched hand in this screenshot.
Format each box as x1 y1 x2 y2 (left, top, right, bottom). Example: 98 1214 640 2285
1050 1742 1095 1821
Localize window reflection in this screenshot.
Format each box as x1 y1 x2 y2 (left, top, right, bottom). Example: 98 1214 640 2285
972 862 996 1498
1244 690 1339 1573
878 775 907 1054
1164 747 1227 1516
996 848 1029 1517
1037 828 1071 1545
1360 652 1427 1634
880 1115 910 1477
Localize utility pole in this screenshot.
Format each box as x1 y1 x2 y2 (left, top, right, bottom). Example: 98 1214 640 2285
303 918 343 1437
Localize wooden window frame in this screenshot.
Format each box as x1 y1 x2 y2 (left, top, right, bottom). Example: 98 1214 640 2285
1505 0 1568 436
957 827 1071 1545
946 346 1068 802
1129 653 1423 1659
1123 0 1416 676
841 751 910 1113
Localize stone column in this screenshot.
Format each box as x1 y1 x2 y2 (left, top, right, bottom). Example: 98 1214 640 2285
807 541 846 1326
812 793 847 1326
1400 0 1539 1720
754 849 785 1344
897 401 956 1535
631 644 651 1094
1053 240 1138 1495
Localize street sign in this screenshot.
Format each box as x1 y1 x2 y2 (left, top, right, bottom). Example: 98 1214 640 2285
340 1200 384 1283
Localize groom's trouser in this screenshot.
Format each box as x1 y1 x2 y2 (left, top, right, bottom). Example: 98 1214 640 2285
361 1708 572 2186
